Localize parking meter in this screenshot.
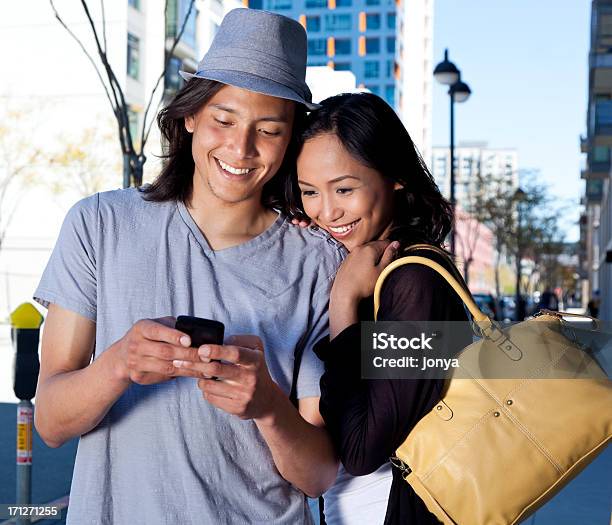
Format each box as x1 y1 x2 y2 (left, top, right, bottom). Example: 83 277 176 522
9 302 44 521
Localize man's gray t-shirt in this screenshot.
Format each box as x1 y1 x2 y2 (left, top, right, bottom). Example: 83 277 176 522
34 188 345 525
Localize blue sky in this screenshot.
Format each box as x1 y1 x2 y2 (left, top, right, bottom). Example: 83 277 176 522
432 0 591 241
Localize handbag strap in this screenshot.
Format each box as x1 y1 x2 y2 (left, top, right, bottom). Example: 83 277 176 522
402 244 470 294
373 255 490 326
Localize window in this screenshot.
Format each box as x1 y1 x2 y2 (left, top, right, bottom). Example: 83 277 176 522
336 0 352 6
593 146 610 162
164 56 183 94
308 38 327 56
306 16 321 32
335 62 351 71
128 108 140 144
325 14 352 31
127 33 140 80
365 85 380 95
166 0 197 49
387 13 396 29
366 0 380 5
386 36 396 53
366 13 380 30
386 59 393 77
306 0 326 7
267 0 292 9
335 38 351 55
364 60 379 78
385 85 395 104
128 0 140 9
365 37 380 54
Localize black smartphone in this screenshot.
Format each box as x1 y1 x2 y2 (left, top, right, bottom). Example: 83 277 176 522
175 316 225 348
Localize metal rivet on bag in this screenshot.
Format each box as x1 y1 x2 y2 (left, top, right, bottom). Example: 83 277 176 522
506 400 513 406
493 411 500 417
436 405 442 410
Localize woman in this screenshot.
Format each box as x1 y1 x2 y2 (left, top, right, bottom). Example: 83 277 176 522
288 93 469 524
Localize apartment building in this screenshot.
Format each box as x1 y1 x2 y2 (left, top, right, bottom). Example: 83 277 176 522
431 142 519 213
245 0 433 163
582 0 612 320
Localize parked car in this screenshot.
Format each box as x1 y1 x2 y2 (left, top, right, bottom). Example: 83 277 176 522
472 293 497 320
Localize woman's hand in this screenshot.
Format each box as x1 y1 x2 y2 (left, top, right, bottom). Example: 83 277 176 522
333 240 400 303
328 240 399 338
291 217 311 228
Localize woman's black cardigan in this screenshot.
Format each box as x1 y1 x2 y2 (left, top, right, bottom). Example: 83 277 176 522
315 252 469 524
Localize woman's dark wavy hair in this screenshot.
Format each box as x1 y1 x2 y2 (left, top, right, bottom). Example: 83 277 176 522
141 78 305 208
284 92 453 249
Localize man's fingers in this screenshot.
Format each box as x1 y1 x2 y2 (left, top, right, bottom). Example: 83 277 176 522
197 378 238 400
378 241 400 269
226 335 264 352
129 356 176 377
199 340 262 366
147 344 200 362
173 359 242 381
139 319 191 347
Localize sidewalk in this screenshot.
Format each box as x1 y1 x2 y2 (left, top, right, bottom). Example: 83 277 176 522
0 402 609 524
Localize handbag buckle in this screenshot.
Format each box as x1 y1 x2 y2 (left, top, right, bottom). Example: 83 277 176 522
390 456 412 480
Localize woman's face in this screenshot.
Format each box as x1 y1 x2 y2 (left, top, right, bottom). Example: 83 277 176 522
297 133 398 251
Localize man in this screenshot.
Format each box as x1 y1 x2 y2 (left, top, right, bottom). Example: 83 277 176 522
33 9 343 524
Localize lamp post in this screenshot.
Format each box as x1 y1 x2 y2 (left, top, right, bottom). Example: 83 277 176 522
514 187 526 321
434 49 471 255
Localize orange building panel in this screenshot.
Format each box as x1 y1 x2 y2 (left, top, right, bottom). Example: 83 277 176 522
358 36 366 56
327 37 335 57
359 12 366 32
299 15 306 28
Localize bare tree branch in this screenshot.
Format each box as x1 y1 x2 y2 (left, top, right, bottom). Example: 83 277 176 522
142 0 195 147
49 0 116 115
78 0 135 154
100 0 108 53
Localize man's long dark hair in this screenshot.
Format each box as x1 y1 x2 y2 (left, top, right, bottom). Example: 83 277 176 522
142 78 305 209
284 92 453 249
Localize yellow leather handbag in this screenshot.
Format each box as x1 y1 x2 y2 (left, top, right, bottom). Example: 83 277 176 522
373 246 612 525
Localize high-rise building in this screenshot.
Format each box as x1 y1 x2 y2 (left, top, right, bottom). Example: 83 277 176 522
431 142 519 213
582 0 612 319
244 0 433 163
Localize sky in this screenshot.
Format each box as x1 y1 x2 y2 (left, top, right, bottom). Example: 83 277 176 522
431 0 591 242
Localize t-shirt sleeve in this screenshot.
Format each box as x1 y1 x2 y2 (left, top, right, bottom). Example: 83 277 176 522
33 194 99 321
295 274 335 399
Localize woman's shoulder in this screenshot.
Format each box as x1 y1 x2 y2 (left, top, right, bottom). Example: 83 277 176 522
382 249 457 292
378 250 468 321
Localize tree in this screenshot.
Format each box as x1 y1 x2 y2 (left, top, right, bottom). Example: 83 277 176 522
0 102 48 252
49 122 122 197
49 0 196 188
455 208 484 286
473 173 516 299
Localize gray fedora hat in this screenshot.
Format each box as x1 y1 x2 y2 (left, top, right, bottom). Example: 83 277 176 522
179 9 319 110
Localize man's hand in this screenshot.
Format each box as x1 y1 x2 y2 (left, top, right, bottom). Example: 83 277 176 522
112 317 200 385
172 335 280 422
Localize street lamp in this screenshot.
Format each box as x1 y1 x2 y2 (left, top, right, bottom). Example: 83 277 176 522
514 187 526 321
434 49 471 255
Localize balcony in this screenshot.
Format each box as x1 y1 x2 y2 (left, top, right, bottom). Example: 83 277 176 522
581 135 588 153
594 100 612 135
590 52 612 69
586 179 604 203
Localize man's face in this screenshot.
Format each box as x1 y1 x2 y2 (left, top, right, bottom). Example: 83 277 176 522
185 84 295 206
